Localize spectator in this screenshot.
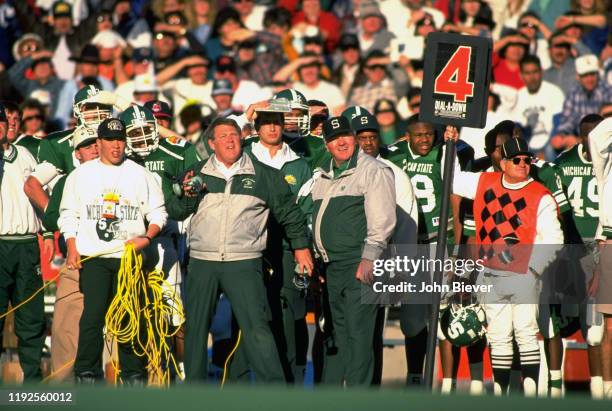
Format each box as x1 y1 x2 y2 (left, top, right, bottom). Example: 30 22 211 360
516 12 553 69
556 0 609 55
348 51 399 113
19 99 46 139
460 92 506 159
143 99 174 130
90 30 128 82
0 1 21 69
263 6 297 62
356 2 394 56
133 74 160 105
543 32 581 94
152 27 188 72
527 0 571 30
556 11 602 56
54 45 115 129
8 50 65 108
553 54 612 149
115 48 157 103
380 0 445 38
214 55 270 113
492 30 530 89
510 55 564 158
292 0 341 53
204 7 245 67
332 33 362 97
211 79 243 118
232 0 268 32
293 53 345 115
12 1 98 80
374 98 404 145
185 0 216 51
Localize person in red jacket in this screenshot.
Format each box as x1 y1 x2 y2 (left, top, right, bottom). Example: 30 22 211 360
292 0 341 53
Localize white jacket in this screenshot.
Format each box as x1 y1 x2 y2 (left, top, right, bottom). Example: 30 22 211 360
588 118 612 240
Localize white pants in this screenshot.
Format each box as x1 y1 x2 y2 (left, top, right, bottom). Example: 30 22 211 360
484 303 539 362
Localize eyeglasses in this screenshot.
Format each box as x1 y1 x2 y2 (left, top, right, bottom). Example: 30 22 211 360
520 22 536 29
509 156 533 165
365 64 385 71
97 15 111 23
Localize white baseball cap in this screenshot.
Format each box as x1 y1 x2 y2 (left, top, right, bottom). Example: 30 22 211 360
73 125 98 149
575 54 599 76
134 74 158 93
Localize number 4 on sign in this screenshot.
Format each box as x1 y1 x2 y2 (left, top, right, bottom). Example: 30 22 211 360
434 46 475 103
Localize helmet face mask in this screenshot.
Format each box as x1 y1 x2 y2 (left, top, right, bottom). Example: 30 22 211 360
273 89 311 138
120 106 159 158
440 304 487 347
77 103 112 127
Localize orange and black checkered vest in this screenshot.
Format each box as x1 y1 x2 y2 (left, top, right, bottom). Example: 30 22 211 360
474 172 552 274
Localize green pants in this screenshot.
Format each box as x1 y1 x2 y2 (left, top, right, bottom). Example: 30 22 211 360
0 239 45 380
184 258 284 383
74 257 147 379
230 250 307 382
323 259 379 387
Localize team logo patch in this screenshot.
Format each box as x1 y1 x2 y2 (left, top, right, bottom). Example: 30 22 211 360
242 177 255 189
284 175 297 185
152 102 161 113
107 119 123 131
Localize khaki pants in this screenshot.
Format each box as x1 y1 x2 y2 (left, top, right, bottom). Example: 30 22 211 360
49 266 83 382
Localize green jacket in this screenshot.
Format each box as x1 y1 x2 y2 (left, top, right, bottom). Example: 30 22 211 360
15 135 43 159
311 150 396 263
166 153 310 262
37 128 75 174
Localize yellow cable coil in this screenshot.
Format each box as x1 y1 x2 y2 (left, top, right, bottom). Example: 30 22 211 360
104 244 185 386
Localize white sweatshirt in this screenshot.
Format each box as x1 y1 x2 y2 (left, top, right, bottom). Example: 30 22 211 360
588 118 612 240
453 170 564 274
58 158 167 258
0 145 43 238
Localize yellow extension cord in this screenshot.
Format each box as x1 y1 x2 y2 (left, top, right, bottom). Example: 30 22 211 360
1 244 186 387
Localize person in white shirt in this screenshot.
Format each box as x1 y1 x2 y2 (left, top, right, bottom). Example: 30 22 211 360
587 117 612 399
214 55 271 113
0 103 52 381
293 54 346 116
58 117 167 384
510 55 564 160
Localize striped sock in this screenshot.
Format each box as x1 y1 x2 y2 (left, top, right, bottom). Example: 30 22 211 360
549 369 562 398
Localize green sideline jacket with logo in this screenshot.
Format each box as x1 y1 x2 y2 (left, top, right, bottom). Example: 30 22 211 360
311 150 396 263
166 153 309 261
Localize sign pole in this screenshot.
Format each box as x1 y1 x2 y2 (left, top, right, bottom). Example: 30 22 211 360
423 137 457 390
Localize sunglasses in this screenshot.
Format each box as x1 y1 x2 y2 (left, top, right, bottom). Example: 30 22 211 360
520 22 537 29
365 64 385 71
509 156 533 165
23 115 43 122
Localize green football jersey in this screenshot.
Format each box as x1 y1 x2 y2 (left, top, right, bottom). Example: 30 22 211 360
37 128 76 173
138 138 201 200
530 158 570 214
402 143 452 242
283 134 329 171
554 144 598 239
15 135 43 159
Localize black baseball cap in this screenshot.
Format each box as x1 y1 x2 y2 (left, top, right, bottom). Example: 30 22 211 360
52 1 72 18
98 117 126 139
351 113 379 133
216 55 236 72
501 137 531 159
0 102 7 123
323 116 353 142
144 100 172 119
339 33 359 50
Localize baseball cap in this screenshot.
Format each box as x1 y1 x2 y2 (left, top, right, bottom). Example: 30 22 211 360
575 54 599 76
134 74 158 93
97 117 126 139
338 33 359 50
216 55 236 72
73 126 98 149
0 103 7 123
359 1 384 19
132 47 153 62
212 79 233 96
374 99 395 114
351 113 379 133
501 137 531 159
323 116 353 142
52 1 72 18
144 100 172 119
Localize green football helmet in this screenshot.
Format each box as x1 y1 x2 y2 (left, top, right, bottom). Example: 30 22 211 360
341 105 371 122
73 85 112 127
120 105 159 158
440 304 487 347
273 88 310 138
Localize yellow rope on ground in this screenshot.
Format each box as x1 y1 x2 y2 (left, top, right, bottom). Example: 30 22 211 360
220 330 242 389
41 359 75 383
0 246 124 320
104 244 185 387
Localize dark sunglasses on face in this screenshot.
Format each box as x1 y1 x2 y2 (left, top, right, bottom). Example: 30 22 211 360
520 22 537 29
23 115 43 122
509 156 533 165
